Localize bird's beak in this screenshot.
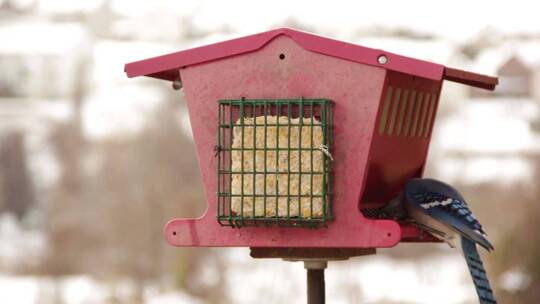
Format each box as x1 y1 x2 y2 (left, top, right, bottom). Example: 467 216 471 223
376 192 407 220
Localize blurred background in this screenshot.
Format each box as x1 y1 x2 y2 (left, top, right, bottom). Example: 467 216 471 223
0 0 539 303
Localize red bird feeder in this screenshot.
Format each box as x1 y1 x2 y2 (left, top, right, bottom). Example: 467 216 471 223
125 28 497 302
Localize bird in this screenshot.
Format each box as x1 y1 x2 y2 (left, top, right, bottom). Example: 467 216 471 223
377 178 497 304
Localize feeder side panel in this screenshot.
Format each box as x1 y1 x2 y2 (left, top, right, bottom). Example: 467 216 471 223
360 70 443 242
361 70 443 207
164 35 402 248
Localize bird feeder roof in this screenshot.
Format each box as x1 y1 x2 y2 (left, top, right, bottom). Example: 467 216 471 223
125 28 498 90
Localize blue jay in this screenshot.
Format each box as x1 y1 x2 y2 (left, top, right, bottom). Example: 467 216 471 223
379 178 497 304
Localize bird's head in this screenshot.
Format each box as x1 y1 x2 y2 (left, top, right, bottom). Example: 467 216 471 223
375 192 408 220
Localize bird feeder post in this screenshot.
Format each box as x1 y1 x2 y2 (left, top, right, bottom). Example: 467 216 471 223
124 27 498 302
305 261 327 304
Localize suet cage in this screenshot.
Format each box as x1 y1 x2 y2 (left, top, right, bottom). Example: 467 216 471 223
217 98 333 228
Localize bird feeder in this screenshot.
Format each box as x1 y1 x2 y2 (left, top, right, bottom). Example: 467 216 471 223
125 28 497 302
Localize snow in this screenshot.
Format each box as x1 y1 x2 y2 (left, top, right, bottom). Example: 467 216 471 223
0 246 470 303
82 41 177 139
436 98 540 154
90 40 178 89
432 98 540 184
82 85 166 138
473 42 540 76
0 21 88 55
0 275 40 304
0 214 46 271
499 269 531 293
0 99 73 139
437 156 534 185
0 274 204 304
0 197 205 304
145 291 204 304
224 248 476 304
110 0 197 18
55 277 109 304
181 0 540 41
37 0 105 14
35 0 534 42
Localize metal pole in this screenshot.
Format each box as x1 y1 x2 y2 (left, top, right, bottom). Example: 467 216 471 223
304 261 327 304
307 268 325 304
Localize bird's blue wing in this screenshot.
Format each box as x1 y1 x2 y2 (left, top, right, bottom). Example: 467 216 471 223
405 178 494 251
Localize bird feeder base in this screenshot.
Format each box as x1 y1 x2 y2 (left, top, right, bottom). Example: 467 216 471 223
249 247 375 260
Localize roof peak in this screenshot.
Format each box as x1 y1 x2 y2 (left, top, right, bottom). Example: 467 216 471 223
125 27 497 90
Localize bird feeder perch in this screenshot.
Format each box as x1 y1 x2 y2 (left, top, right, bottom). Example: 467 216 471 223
124 28 497 253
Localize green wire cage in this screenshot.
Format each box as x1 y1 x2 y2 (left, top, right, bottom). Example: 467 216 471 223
217 98 333 228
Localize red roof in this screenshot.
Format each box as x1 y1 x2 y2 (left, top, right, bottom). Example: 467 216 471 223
125 28 498 90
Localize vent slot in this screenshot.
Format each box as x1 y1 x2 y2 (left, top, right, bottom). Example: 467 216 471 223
378 87 438 139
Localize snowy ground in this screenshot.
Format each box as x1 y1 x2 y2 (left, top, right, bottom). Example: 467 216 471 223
0 251 477 304
0 274 205 304
224 248 477 304
0 213 490 304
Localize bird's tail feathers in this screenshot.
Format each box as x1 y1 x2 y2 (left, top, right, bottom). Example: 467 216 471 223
461 237 497 304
